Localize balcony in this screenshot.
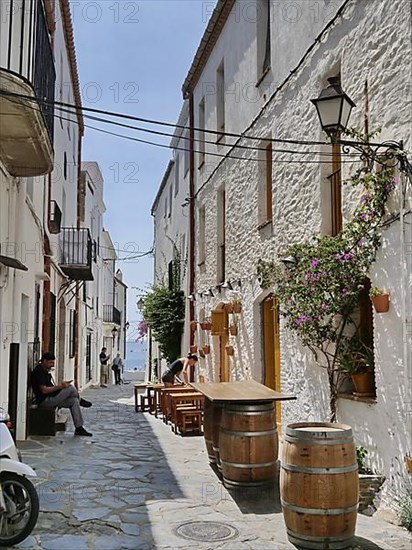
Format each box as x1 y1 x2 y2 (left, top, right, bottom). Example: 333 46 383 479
60 228 93 281
0 0 55 176
103 305 121 326
49 200 62 234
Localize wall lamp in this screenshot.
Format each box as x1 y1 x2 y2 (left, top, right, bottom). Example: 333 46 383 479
311 78 412 175
281 255 298 267
188 294 196 301
207 289 215 297
221 280 233 290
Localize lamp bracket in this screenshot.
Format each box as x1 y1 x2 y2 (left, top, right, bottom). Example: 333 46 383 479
340 139 411 175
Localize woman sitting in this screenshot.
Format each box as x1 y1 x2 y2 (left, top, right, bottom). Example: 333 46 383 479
161 353 198 387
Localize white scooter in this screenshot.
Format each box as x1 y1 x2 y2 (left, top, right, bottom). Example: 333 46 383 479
0 408 39 547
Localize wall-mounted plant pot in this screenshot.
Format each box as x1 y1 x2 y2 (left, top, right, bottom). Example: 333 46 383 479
229 325 238 336
204 323 212 331
225 345 234 356
405 456 412 474
190 345 198 354
190 321 198 332
225 304 234 314
370 293 390 313
202 345 210 355
351 372 375 397
232 303 242 314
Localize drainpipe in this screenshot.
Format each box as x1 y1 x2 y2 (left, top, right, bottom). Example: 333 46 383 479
188 92 195 380
74 131 82 389
42 174 52 354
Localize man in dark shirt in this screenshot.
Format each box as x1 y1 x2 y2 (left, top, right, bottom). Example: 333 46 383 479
99 347 110 388
31 352 93 437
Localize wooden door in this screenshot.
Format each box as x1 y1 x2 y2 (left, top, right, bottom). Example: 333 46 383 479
262 296 281 431
211 308 229 382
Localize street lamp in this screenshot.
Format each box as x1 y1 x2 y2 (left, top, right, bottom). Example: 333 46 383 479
310 76 356 143
111 326 118 344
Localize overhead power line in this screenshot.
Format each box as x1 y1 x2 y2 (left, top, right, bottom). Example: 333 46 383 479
1 91 361 165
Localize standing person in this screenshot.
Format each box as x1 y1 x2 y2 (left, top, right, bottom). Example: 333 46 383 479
112 353 124 385
31 352 93 437
161 353 198 387
99 347 110 388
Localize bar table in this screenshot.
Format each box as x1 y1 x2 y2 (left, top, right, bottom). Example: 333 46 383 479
191 380 296 488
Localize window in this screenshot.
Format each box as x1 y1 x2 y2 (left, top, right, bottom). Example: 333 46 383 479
64 152 68 181
168 184 173 217
217 187 226 283
198 206 206 265
69 309 76 358
184 129 190 176
198 97 205 167
257 0 271 80
174 154 180 197
216 60 225 140
258 138 273 225
164 196 168 219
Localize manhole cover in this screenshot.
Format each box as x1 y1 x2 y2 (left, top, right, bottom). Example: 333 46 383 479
175 521 239 542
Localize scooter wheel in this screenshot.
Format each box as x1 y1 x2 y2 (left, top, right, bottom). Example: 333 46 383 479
0 472 39 547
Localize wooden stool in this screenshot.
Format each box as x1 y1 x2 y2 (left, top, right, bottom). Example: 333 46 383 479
180 410 203 435
140 394 155 412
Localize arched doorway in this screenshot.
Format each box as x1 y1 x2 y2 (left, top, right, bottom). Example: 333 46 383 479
211 303 229 382
262 295 281 430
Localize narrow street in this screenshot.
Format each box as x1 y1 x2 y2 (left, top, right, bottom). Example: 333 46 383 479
12 385 412 550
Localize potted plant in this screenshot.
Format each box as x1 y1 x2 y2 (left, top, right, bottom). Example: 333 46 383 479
225 302 234 314
356 446 385 512
190 320 198 332
200 317 212 330
338 339 375 396
229 315 238 336
190 345 198 354
202 344 211 354
369 286 390 313
225 345 234 356
231 298 242 314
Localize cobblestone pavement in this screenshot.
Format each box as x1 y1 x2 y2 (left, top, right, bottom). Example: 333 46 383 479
11 385 412 550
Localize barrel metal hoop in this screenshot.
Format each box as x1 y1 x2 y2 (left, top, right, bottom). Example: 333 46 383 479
224 403 274 412
285 423 353 439
283 434 353 446
223 411 274 417
287 530 355 550
220 428 277 437
221 459 277 469
281 463 358 474
281 499 358 515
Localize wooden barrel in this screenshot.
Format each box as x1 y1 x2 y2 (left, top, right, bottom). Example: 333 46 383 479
280 422 359 550
212 402 223 471
203 399 215 464
219 402 278 487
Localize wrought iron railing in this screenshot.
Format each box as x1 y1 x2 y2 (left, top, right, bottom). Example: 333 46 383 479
0 0 55 141
60 227 92 266
103 305 121 326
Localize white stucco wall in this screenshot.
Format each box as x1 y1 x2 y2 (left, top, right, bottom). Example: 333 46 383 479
191 0 412 508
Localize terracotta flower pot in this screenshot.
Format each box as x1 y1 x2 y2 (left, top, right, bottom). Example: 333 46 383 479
232 303 242 314
225 345 234 356
229 325 238 336
370 293 389 313
202 345 210 355
225 303 234 314
352 372 375 396
190 345 198 354
190 321 198 332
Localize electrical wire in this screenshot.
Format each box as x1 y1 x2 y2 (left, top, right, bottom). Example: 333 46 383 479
1 91 362 165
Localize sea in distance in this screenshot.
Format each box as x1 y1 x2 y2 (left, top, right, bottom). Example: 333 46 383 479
125 341 146 371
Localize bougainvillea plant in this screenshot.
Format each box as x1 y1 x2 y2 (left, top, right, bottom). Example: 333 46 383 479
261 137 399 420
136 319 148 342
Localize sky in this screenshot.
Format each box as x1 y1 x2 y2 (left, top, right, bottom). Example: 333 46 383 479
71 1 213 336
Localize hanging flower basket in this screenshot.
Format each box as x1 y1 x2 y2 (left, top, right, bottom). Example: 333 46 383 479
229 325 238 336
370 293 390 313
200 322 212 330
190 345 198 354
202 345 210 355
190 321 198 332
225 345 234 356
225 303 234 314
232 302 242 314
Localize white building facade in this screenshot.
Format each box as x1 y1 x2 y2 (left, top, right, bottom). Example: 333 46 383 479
182 0 411 510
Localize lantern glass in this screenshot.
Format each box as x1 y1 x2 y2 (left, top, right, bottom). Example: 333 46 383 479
311 77 356 138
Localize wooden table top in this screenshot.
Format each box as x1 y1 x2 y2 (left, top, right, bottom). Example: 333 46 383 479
190 380 296 402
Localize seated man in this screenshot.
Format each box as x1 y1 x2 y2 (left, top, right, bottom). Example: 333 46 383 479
31 352 93 437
